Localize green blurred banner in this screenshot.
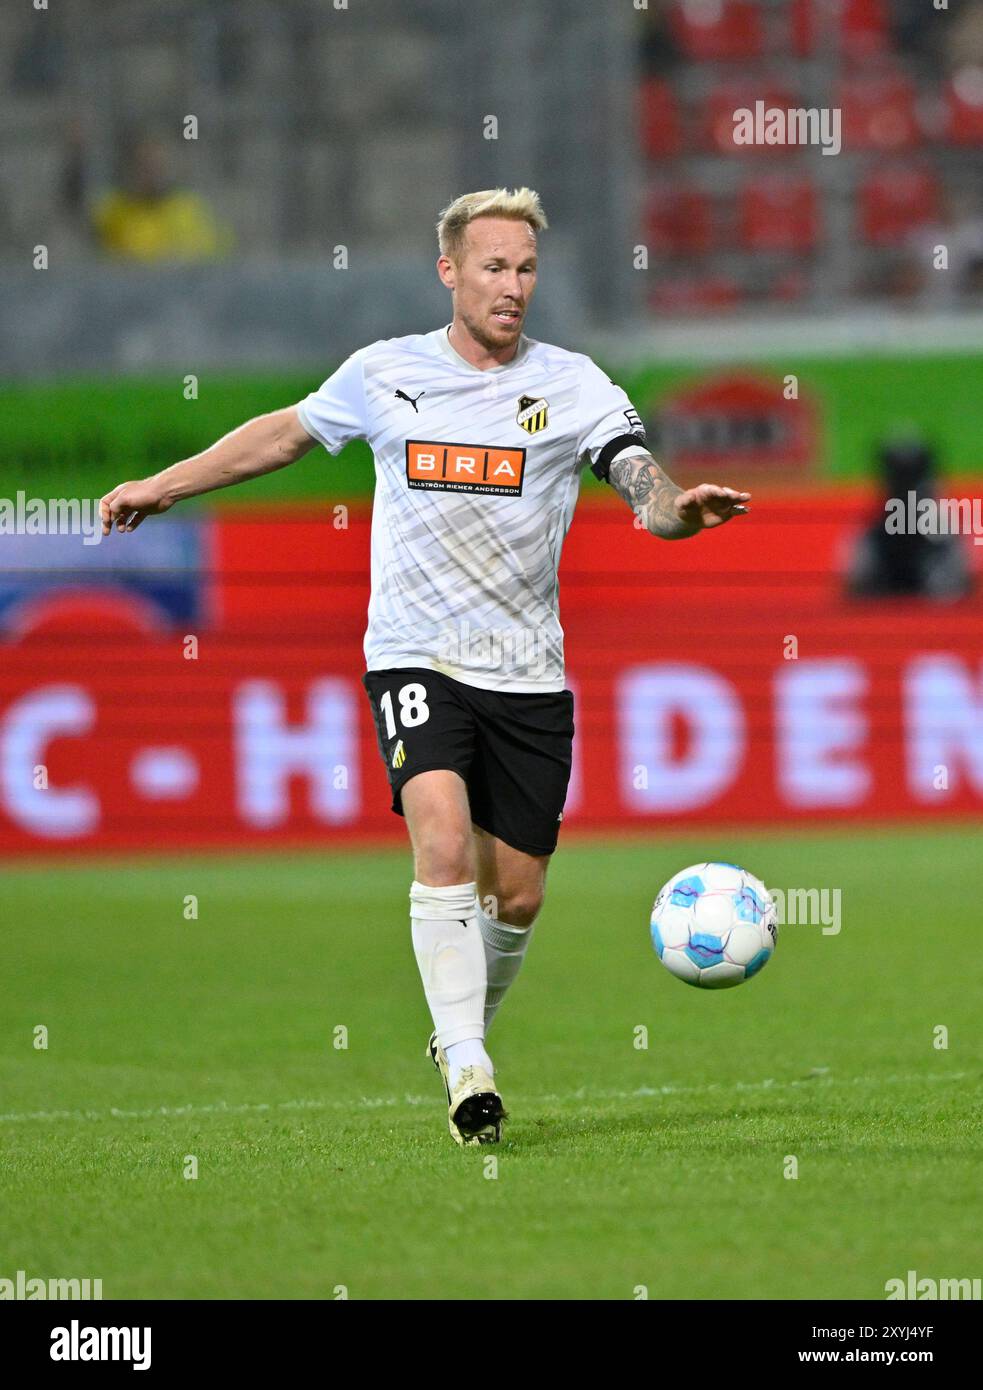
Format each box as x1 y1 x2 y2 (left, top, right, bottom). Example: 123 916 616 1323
1 352 980 503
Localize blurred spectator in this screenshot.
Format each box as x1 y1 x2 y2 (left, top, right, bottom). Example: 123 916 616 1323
92 135 231 262
905 185 983 306
946 0 983 71
888 0 960 67
10 13 65 91
639 0 682 75
61 118 87 220
846 435 972 599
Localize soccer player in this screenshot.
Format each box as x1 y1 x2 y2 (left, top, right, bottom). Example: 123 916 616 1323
99 188 749 1146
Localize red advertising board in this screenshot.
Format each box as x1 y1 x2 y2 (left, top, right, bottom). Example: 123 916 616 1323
644 371 819 485
1 494 981 853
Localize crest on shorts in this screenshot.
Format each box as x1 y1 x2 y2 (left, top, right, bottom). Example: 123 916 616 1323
516 395 549 435
391 739 405 769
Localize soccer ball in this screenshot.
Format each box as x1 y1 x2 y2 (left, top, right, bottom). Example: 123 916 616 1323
650 861 777 989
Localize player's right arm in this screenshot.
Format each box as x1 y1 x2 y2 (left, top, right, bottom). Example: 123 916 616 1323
99 405 316 535
577 357 748 538
607 448 750 539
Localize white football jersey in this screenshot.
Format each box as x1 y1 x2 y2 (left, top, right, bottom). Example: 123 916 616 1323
297 324 645 692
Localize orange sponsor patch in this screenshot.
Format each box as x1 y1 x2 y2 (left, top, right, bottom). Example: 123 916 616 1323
405 440 526 496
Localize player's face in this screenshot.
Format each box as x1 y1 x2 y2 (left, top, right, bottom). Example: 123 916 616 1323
442 217 538 352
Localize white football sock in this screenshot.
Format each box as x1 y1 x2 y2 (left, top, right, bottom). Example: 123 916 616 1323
444 1036 494 1082
410 881 490 1074
476 898 533 1033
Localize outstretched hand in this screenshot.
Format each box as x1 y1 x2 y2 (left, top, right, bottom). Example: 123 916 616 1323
673 484 750 531
99 480 172 536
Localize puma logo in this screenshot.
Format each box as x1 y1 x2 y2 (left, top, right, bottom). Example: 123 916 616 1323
395 389 425 413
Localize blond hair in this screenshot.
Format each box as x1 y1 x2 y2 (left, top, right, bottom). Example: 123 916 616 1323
436 187 548 263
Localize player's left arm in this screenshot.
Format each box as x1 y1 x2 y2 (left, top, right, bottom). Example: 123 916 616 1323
607 448 750 540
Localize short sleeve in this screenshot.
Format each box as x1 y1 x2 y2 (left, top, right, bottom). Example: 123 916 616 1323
576 357 647 474
296 349 369 455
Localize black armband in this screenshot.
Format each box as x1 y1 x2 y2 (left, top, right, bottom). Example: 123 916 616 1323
590 433 648 483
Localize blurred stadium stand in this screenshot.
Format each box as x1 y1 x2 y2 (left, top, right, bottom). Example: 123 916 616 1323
1 0 982 375
640 0 983 313
0 0 636 371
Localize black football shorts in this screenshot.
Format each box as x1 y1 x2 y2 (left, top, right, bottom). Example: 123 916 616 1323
362 667 574 857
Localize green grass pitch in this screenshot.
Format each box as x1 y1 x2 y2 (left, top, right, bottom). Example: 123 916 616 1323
2 827 980 1300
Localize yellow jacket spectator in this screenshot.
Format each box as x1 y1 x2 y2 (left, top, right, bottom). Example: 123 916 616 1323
92 136 232 261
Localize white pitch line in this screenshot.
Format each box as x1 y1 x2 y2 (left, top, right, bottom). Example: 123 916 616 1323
0 1071 967 1127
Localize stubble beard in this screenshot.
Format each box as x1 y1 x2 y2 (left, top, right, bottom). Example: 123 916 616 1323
457 302 523 355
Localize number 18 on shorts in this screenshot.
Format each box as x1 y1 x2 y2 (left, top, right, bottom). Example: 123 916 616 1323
362 667 575 856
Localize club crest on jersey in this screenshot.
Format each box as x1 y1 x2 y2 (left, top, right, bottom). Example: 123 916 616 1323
405 440 526 496
516 394 549 435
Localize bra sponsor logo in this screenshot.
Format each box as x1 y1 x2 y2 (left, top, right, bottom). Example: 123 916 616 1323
405 441 526 496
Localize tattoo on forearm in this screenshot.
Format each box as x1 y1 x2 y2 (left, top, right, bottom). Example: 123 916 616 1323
608 451 694 538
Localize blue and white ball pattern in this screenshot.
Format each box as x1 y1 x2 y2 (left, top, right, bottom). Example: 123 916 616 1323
650 862 777 989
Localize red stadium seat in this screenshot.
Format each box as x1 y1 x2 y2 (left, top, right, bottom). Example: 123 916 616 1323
649 273 741 313
840 0 890 61
838 75 921 151
702 81 799 154
767 267 811 302
669 0 764 62
791 0 889 61
639 78 683 159
790 0 814 57
943 70 983 145
858 166 941 245
739 175 820 252
645 184 714 255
